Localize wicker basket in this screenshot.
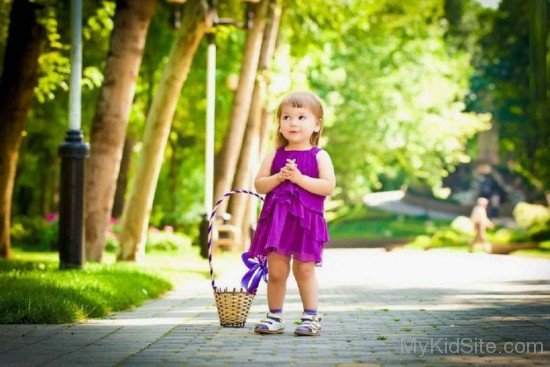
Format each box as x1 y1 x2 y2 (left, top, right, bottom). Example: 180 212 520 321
207 189 264 328
213 287 255 327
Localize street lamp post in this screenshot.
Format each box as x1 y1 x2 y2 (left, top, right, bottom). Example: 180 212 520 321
58 0 89 269
199 31 217 258
197 1 255 258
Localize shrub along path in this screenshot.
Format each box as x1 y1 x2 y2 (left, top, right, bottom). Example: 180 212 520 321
0 249 549 366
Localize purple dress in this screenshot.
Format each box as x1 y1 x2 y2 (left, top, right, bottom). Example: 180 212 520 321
247 146 330 266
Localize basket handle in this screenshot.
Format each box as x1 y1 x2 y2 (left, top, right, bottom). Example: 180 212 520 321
207 189 265 290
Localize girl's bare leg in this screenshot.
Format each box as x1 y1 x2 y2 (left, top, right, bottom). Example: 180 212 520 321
293 259 318 311
267 252 291 310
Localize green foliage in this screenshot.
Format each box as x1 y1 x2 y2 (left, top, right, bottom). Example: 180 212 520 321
413 207 550 249
509 245 550 259
443 0 488 55
408 227 471 249
529 224 550 243
429 228 470 247
488 223 550 245
10 216 57 251
34 1 114 102
512 202 550 229
13 1 115 219
146 7 245 229
328 206 450 240
104 233 119 253
105 225 193 254
145 230 192 253
466 0 550 191
450 215 475 235
282 0 489 203
407 235 433 250
491 228 531 244
35 3 70 103
14 101 65 218
0 0 11 70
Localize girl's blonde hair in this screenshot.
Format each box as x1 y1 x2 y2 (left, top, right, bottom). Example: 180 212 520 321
275 91 324 148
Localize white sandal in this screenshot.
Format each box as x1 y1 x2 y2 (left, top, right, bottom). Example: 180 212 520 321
294 313 322 336
254 312 285 334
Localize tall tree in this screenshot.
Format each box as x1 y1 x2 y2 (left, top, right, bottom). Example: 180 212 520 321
213 0 268 213
111 136 135 218
229 0 281 240
467 0 548 197
117 0 213 261
0 0 45 259
282 0 488 203
84 0 158 263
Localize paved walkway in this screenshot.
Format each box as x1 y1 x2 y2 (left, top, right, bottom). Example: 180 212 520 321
1 249 549 366
362 191 457 220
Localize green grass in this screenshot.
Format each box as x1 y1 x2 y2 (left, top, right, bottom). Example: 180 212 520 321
328 206 451 240
0 246 213 324
509 247 550 259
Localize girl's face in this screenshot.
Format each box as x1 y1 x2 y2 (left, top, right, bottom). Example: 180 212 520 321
279 105 320 146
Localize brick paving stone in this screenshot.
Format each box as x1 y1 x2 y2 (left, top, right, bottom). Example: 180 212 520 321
0 249 549 366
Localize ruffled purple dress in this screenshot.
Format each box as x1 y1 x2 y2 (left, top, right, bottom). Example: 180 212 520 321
248 146 330 266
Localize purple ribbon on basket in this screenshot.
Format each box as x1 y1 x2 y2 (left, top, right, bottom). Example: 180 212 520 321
240 252 268 293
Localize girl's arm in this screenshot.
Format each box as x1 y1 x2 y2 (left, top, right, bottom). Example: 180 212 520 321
254 150 284 194
296 150 336 196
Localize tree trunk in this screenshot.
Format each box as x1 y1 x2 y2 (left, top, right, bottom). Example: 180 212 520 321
229 0 281 234
169 136 178 214
84 0 158 262
111 136 135 218
213 0 269 214
0 0 45 259
241 193 252 252
117 0 212 262
258 6 282 159
259 98 274 156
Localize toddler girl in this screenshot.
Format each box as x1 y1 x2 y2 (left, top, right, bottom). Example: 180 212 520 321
248 91 335 336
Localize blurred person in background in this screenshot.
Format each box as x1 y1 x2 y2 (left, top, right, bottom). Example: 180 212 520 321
470 197 494 252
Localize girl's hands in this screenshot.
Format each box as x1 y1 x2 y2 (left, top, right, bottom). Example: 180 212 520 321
278 159 303 184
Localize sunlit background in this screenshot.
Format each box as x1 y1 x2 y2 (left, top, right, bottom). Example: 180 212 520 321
0 0 548 337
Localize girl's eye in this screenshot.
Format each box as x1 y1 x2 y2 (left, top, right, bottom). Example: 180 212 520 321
299 116 306 120
282 116 290 120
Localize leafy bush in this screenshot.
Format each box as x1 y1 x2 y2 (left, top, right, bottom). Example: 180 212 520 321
145 230 192 252
450 216 474 235
513 202 549 228
105 228 192 254
491 228 531 244
104 235 119 253
102 219 120 253
408 204 550 251
407 228 471 250
10 216 58 251
430 229 470 247
528 223 550 242
487 223 549 244
406 235 432 249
